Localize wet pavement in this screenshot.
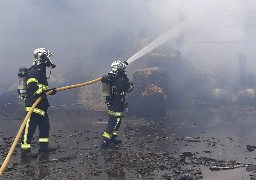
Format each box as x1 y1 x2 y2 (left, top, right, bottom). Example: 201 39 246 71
1 104 256 179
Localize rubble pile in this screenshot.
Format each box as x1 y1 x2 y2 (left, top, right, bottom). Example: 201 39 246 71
127 67 168 118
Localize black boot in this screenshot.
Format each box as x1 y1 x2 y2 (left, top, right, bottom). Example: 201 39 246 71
21 149 38 158
39 143 60 153
101 138 115 149
110 137 122 145
39 151 50 162
110 134 122 145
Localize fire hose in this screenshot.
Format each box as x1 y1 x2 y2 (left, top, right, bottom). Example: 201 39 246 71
0 77 102 176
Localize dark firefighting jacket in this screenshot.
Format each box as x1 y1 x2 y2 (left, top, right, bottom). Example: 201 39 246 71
25 65 50 114
101 72 134 116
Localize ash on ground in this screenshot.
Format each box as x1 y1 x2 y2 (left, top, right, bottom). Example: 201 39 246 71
1 104 256 180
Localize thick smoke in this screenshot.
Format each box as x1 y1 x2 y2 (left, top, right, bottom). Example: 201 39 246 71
0 0 256 94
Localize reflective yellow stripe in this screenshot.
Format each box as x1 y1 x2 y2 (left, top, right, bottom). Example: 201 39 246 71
21 144 31 150
27 78 38 85
108 110 125 117
102 132 111 139
22 117 31 147
37 84 48 91
26 107 45 116
35 84 48 94
27 77 48 94
39 138 49 143
35 88 43 94
113 131 118 136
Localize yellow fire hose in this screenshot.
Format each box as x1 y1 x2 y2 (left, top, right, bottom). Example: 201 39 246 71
0 77 102 176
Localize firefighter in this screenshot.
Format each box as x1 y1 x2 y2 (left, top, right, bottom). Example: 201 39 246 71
20 48 57 158
101 60 134 148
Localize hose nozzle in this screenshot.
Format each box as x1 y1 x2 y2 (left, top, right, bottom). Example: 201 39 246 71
123 61 128 65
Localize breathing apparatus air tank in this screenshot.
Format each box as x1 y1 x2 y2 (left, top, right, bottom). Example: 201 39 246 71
17 67 29 100
102 82 111 97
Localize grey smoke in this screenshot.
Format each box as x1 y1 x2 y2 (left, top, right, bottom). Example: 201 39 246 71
0 0 256 93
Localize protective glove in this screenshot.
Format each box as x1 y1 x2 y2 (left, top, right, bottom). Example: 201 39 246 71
47 88 57 95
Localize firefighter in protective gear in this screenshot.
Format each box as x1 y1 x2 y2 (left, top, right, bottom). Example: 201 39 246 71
20 48 57 158
101 60 134 148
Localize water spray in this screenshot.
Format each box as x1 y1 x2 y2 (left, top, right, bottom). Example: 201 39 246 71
126 23 186 64
125 0 221 65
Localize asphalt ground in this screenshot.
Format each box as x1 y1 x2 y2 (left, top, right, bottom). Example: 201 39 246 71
1 104 256 179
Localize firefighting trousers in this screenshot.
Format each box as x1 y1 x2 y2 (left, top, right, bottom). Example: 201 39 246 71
102 115 123 139
21 111 50 150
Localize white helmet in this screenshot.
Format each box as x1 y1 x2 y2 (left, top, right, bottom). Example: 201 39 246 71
33 48 56 68
110 60 127 74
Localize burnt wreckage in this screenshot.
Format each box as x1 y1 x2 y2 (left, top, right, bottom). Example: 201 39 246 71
128 52 256 118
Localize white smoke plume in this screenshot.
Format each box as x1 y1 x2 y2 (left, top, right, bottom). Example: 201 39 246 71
0 0 256 93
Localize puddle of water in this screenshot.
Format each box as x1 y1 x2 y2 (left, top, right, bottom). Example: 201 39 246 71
201 166 250 180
